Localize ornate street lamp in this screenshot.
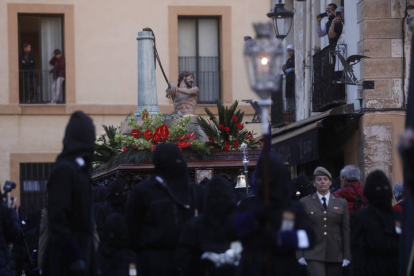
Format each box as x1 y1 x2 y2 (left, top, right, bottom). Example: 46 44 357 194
244 23 284 203
267 0 294 39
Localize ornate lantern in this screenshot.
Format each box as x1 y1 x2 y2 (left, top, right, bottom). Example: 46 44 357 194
267 0 295 39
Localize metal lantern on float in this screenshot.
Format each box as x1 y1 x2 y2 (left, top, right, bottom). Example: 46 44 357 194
267 0 295 39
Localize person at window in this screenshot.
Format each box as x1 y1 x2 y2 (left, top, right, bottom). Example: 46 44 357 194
351 170 400 276
282 44 295 112
297 166 351 276
19 43 36 103
49 49 65 104
316 3 343 46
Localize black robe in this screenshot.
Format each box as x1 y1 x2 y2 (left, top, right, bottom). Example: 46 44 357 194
42 111 97 276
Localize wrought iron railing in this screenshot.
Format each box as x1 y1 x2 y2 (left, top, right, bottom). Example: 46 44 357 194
312 44 346 112
19 70 65 104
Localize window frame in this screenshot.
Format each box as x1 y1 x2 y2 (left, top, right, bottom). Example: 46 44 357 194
168 6 232 105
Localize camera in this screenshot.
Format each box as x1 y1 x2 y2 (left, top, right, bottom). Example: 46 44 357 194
319 12 328 18
3 181 16 198
336 11 342 18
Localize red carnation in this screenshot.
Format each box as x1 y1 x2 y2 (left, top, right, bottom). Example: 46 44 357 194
219 124 224 129
233 141 239 149
123 147 128 152
152 145 157 151
187 133 196 139
144 130 153 140
224 127 230 132
224 144 230 150
141 112 149 120
232 116 237 121
130 129 142 139
133 145 138 149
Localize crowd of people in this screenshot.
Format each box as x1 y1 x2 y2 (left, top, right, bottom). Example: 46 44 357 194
0 111 411 276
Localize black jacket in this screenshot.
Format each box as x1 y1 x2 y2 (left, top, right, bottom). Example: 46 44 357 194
19 53 36 71
42 111 97 276
0 202 20 276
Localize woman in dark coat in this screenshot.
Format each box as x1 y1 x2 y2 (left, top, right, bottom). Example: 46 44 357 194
233 153 315 276
42 111 97 276
351 170 400 276
176 176 237 276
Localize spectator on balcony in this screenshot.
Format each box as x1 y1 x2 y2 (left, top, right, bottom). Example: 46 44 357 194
19 43 36 103
282 44 295 112
316 3 343 46
49 49 65 104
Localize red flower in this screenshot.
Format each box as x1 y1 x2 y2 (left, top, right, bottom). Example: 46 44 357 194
152 145 157 151
144 130 153 140
152 133 161 143
141 112 149 120
187 133 196 139
224 144 230 150
133 145 138 149
233 140 239 149
186 142 192 147
258 142 262 147
219 124 224 129
224 141 229 145
224 127 230 132
130 129 142 139
177 142 188 148
209 136 215 143
123 147 128 152
236 123 244 130
155 125 169 141
232 116 237 121
178 136 187 141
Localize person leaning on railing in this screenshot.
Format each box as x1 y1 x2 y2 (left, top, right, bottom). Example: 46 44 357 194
49 49 66 104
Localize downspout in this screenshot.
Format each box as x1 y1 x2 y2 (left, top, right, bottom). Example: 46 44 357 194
303 0 311 118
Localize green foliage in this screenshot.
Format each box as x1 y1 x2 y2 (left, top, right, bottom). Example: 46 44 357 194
197 99 261 150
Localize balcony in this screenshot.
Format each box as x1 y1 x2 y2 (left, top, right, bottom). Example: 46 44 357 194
312 44 346 112
19 70 65 104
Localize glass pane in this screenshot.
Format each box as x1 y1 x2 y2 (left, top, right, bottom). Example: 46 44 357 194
178 18 196 57
198 18 218 57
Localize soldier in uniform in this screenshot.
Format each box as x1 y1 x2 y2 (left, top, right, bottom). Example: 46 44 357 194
297 167 351 276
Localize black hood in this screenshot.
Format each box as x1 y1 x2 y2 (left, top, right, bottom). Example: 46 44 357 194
290 173 313 200
106 180 126 208
364 170 393 211
256 153 290 205
100 213 129 256
59 111 95 163
205 176 236 217
152 143 189 181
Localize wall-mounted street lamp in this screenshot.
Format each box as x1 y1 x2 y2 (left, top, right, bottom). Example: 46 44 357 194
267 0 294 39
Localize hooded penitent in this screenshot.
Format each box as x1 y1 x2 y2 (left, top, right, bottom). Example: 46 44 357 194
59 110 96 165
101 213 129 253
255 152 290 206
152 143 190 202
364 170 393 211
106 180 126 209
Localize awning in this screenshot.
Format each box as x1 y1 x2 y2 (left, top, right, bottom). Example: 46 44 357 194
272 121 321 166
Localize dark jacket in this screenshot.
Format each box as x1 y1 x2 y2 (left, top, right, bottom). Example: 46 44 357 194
126 143 206 276
49 56 65 79
351 170 400 276
176 176 236 276
333 181 368 214
325 17 343 45
0 202 20 276
233 153 315 276
20 53 36 71
42 111 97 276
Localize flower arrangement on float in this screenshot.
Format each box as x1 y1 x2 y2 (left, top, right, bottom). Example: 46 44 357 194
93 100 261 169
196 99 261 151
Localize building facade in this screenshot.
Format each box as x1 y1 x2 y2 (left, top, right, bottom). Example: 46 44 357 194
271 0 409 187
0 0 274 213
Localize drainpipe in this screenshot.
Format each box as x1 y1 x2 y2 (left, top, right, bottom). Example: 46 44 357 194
303 0 311 118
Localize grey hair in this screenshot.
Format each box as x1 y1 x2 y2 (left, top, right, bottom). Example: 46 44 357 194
340 165 361 182
394 182 404 200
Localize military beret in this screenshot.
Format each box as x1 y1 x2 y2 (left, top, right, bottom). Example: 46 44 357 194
313 166 332 179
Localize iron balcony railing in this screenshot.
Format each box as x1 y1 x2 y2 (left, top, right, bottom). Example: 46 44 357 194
312 44 346 112
19 70 65 104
